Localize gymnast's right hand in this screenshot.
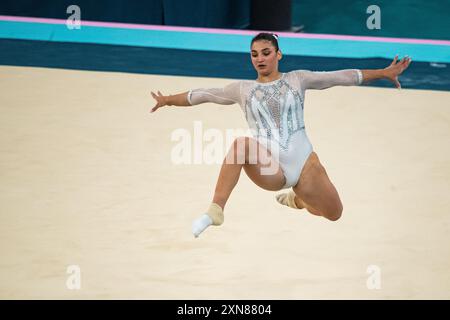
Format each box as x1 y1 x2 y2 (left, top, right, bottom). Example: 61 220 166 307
150 91 167 113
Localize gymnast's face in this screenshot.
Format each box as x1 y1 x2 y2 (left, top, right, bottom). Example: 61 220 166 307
251 40 282 76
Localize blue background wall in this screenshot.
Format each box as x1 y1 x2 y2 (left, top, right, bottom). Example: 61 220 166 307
0 0 449 39
0 0 250 29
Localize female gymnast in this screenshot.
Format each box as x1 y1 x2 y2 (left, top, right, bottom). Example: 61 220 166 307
150 33 411 238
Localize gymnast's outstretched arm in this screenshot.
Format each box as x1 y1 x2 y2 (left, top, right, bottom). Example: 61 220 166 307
150 81 241 113
150 91 190 113
361 55 412 88
297 55 411 90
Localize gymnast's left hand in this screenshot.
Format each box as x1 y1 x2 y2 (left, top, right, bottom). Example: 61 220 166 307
383 55 412 89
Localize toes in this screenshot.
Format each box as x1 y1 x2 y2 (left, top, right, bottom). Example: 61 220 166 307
276 193 293 208
276 193 286 204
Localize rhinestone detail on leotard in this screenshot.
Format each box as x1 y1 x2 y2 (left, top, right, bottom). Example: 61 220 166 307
245 79 305 151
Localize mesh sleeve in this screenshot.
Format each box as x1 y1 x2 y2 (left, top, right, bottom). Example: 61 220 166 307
188 81 241 106
294 69 363 90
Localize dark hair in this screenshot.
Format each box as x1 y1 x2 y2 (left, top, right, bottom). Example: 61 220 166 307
251 32 279 52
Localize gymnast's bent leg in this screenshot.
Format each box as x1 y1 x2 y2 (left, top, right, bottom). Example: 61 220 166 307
192 136 286 237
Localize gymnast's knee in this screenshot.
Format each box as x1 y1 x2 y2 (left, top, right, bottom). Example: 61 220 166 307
324 203 343 221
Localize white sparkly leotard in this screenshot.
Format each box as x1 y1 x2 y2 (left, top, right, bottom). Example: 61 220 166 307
187 69 363 189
